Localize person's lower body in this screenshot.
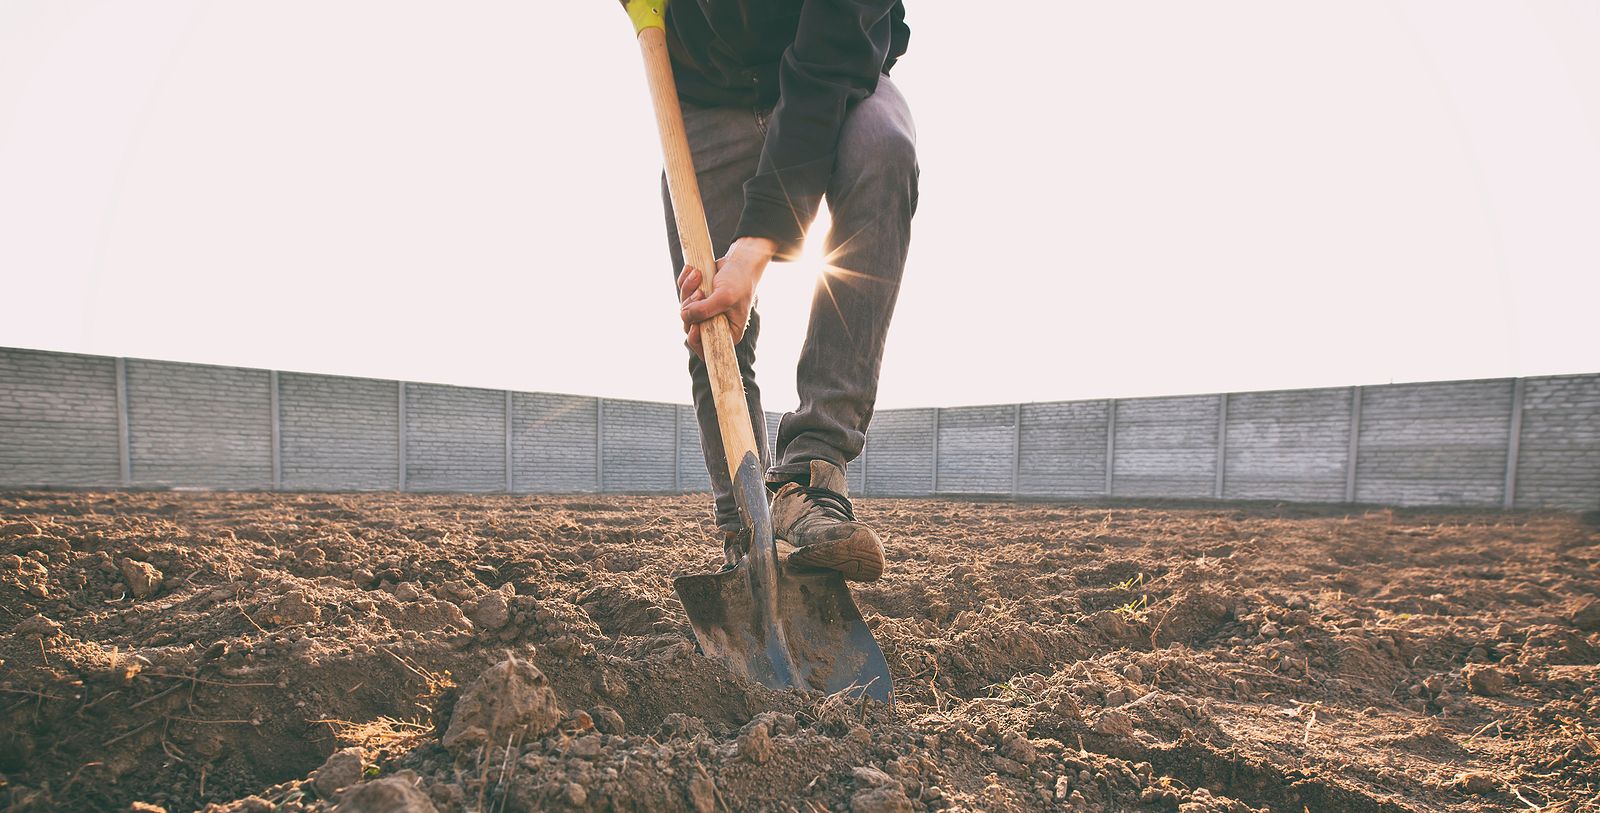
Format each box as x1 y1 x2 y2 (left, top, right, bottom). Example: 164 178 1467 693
662 77 918 576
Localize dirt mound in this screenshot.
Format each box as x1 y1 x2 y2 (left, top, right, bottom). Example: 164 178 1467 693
1 491 1596 812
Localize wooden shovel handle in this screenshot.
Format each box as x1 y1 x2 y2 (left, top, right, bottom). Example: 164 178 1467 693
635 25 762 482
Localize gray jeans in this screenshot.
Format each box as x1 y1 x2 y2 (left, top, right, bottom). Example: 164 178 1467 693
663 76 918 530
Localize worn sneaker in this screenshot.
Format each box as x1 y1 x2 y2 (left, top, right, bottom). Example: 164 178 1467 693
769 460 884 582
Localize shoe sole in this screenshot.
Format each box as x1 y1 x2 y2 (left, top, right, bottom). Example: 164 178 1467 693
786 530 885 582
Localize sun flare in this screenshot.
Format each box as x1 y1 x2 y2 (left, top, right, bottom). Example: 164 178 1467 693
793 205 835 278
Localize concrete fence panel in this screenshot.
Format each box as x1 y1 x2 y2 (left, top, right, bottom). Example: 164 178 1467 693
1223 387 1353 503
1112 395 1220 498
278 372 400 491
936 405 1016 494
1355 379 1514 507
512 393 599 493
675 405 713 493
862 408 935 496
0 348 121 487
126 359 272 489
1018 400 1111 498
405 383 505 492
1514 375 1600 511
601 399 676 492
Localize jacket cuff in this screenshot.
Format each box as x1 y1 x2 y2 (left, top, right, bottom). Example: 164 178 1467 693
735 198 809 262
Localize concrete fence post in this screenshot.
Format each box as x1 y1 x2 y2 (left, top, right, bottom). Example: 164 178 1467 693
504 390 514 493
1214 393 1228 499
596 398 605 493
1011 402 1022 499
115 358 131 486
1345 386 1363 503
1503 378 1525 509
930 407 941 495
397 381 407 492
269 370 282 490
1104 398 1117 498
673 404 682 493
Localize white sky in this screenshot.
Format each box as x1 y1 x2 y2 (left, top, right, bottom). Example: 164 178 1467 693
1 1 1597 411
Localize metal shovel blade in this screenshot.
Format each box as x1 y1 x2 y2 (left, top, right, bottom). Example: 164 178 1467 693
673 453 893 704
674 562 893 703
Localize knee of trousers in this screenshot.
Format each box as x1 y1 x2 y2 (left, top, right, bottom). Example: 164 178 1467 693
834 131 919 211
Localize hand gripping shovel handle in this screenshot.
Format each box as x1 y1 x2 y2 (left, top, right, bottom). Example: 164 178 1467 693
624 0 789 676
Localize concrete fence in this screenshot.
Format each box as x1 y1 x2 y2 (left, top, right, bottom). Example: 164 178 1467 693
2 347 1596 511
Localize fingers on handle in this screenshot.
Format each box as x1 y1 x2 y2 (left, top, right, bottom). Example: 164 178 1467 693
677 265 701 303
681 288 735 324
680 291 705 332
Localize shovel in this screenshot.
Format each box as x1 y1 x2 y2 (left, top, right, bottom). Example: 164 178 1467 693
622 0 892 704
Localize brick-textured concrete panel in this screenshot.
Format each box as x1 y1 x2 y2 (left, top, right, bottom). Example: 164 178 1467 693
406 383 504 492
863 408 934 496
937 405 1016 494
601 399 676 492
1114 395 1219 498
676 405 713 492
514 393 599 492
1356 379 1513 506
0 348 121 487
1515 375 1600 511
1018 400 1109 498
845 414 865 495
1224 387 1352 502
279 373 399 491
765 411 782 468
127 359 272 488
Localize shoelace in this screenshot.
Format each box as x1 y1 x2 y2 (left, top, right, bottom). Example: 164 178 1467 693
798 485 855 521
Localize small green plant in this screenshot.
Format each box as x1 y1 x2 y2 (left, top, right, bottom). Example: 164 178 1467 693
986 678 1038 704
1114 594 1150 622
1112 573 1146 592
364 765 381 779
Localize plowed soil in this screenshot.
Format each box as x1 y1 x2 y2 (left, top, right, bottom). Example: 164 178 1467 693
2 490 1597 813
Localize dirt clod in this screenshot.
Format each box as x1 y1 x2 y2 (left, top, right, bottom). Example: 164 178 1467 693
15 612 62 639
736 720 774 764
465 592 510 630
1464 665 1508 697
590 704 625 735
998 731 1038 765
120 558 162 599
850 784 913 813
265 589 319 626
334 773 437 813
441 654 561 753
1452 772 1498 794
1093 710 1136 738
563 782 587 806
314 747 366 797
687 772 717 813
1571 597 1600 631
852 766 894 787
